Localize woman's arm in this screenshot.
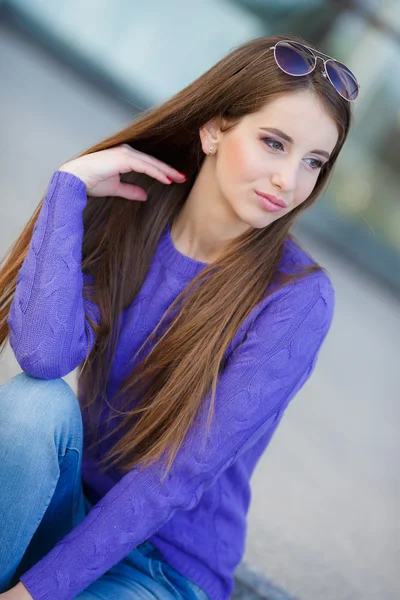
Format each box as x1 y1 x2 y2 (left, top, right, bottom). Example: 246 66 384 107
7 171 99 379
18 273 335 600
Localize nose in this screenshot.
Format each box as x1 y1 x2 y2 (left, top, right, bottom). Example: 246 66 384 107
270 160 298 196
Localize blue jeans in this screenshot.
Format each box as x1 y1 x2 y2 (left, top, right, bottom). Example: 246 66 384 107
0 372 209 599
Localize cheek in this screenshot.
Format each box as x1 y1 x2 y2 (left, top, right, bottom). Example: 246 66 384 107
295 173 319 206
218 136 260 184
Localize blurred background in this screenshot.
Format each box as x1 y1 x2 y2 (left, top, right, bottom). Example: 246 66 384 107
0 1 399 599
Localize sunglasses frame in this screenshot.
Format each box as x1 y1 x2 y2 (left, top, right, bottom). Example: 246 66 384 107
270 40 360 102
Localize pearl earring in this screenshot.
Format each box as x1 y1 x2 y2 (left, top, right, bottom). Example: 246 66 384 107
208 146 213 154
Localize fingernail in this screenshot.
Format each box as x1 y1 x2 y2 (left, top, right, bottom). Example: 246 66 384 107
166 176 173 183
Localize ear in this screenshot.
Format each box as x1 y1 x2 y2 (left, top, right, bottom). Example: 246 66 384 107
199 117 224 154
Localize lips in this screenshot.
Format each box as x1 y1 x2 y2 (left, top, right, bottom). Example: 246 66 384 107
255 190 287 208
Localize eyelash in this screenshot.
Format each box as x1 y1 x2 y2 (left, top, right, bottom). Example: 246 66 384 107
261 137 325 170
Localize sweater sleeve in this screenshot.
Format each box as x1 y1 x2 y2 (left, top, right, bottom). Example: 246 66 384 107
19 274 335 600
7 171 100 379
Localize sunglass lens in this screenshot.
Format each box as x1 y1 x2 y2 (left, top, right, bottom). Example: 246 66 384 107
274 41 315 76
325 60 359 101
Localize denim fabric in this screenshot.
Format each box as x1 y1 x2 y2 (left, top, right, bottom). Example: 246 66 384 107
0 372 209 599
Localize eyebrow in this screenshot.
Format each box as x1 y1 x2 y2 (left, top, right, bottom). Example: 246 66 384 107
260 127 331 160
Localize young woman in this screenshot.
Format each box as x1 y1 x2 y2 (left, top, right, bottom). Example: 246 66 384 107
0 34 358 600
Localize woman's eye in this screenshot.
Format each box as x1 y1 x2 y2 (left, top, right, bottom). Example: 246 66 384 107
262 137 284 151
262 137 325 170
306 158 324 170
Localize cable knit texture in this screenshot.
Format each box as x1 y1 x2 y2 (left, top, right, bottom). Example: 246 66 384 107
8 171 335 600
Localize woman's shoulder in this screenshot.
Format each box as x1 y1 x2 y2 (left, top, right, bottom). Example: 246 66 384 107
278 235 334 296
281 233 325 269
257 236 336 335
227 242 335 358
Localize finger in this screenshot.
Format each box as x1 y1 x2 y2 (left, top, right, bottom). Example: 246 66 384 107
120 144 186 181
126 156 175 185
115 182 148 202
117 155 171 184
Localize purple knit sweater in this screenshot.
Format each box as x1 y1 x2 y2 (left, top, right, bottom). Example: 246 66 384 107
8 171 335 600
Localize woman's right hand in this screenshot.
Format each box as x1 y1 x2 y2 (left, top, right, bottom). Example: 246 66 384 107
58 143 187 200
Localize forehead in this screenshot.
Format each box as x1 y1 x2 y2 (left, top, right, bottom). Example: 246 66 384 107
245 91 339 150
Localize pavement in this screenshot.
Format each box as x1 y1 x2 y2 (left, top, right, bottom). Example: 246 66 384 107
0 20 399 600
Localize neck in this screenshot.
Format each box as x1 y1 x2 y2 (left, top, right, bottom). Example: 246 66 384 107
171 158 251 263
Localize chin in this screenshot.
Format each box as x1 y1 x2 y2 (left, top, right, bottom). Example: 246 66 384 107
244 210 277 230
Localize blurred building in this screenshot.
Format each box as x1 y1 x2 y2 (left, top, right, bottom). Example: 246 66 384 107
1 0 399 294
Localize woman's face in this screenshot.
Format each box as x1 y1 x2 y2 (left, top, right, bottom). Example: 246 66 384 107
205 90 339 229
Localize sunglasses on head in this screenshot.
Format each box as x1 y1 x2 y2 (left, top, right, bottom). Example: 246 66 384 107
270 40 360 102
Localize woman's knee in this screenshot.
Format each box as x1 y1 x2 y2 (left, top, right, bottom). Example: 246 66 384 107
0 372 82 439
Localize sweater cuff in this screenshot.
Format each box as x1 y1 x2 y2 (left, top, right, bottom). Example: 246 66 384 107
50 169 87 194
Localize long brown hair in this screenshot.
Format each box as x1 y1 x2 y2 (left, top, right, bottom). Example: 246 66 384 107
0 34 351 481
